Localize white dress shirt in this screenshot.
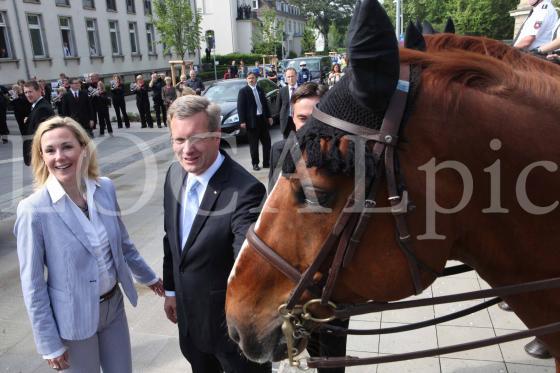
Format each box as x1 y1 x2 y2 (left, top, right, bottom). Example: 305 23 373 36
165 152 225 297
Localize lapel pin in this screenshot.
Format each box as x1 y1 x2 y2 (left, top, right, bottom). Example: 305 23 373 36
214 191 218 195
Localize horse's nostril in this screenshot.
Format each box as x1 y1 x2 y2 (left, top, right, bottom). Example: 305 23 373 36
229 326 241 343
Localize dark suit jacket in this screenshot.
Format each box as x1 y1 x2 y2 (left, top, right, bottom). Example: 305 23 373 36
277 85 294 135
162 152 266 353
23 98 54 166
237 84 271 130
268 139 286 192
26 98 54 135
62 90 93 127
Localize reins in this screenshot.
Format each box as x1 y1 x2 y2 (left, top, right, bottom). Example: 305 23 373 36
245 64 560 369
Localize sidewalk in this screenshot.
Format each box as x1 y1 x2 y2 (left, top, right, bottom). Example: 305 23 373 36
0 118 555 372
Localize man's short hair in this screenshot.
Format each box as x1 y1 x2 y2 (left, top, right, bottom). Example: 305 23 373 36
284 67 297 76
167 95 221 132
23 80 41 91
70 78 81 84
290 82 328 105
246 72 257 78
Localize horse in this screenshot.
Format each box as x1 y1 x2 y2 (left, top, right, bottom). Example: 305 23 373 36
226 0 560 370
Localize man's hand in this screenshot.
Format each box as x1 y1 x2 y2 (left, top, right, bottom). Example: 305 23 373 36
89 120 94 126
240 123 246 129
46 351 70 371
164 296 178 324
148 278 165 297
268 118 273 126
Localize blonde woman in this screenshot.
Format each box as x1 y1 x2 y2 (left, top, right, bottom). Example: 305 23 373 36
162 76 177 112
14 117 164 372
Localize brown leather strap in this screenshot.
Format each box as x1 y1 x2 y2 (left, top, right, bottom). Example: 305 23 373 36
307 320 560 368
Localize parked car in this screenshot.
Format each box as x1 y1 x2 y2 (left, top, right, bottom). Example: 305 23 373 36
203 78 280 141
286 56 332 84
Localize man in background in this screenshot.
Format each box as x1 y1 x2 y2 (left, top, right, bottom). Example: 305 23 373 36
514 0 558 50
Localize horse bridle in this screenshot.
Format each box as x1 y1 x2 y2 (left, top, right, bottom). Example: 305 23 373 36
245 65 560 369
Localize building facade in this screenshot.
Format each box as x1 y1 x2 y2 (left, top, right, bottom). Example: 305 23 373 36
0 0 177 85
197 0 305 57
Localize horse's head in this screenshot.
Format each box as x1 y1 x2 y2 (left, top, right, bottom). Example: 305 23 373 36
226 0 449 363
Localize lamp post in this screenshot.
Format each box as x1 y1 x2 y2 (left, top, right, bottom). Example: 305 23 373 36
395 0 402 40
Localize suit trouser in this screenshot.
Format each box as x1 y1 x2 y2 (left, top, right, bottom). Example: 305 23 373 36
306 318 349 373
179 332 271 373
153 97 167 127
97 107 113 135
113 99 130 128
0 105 8 136
137 101 153 128
247 116 271 167
62 288 132 373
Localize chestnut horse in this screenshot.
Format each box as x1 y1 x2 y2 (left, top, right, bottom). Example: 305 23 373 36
226 0 560 370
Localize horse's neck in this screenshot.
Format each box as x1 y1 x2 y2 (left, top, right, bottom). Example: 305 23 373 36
407 87 560 287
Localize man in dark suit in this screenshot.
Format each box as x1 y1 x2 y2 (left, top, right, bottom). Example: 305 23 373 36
162 95 270 373
237 72 272 171
22 80 54 165
132 74 153 128
61 78 94 137
276 67 298 139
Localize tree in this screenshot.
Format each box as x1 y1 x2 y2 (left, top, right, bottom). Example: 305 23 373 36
382 0 518 40
252 9 284 57
152 0 202 60
302 21 317 54
288 0 355 52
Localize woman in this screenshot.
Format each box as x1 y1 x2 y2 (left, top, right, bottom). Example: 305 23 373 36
110 74 130 129
238 60 247 78
162 76 177 112
327 63 343 89
96 81 113 136
14 117 164 372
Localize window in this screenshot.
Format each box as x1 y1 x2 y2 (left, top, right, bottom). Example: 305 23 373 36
129 22 140 54
126 0 136 13
55 0 70 6
83 0 95 9
106 0 117 11
251 0 258 10
86 18 101 56
0 12 14 58
108 20 121 55
27 14 47 58
23 0 40 3
59 17 76 57
146 23 156 54
144 0 152 15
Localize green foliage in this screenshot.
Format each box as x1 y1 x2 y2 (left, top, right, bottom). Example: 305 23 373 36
252 9 284 57
302 21 317 54
382 0 519 40
288 0 355 52
203 53 266 66
152 0 202 59
328 21 347 49
287 50 298 58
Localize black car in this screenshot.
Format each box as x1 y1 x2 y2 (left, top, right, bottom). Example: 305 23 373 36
286 56 332 84
203 78 280 141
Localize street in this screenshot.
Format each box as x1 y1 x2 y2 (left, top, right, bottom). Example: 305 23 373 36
0 113 556 372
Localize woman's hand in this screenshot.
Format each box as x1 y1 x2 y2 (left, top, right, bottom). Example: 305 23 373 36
149 278 165 297
46 351 69 371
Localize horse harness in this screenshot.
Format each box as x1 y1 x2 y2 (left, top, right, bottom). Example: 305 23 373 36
246 65 560 369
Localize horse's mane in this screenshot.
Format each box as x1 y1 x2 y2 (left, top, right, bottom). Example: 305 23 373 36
282 35 560 177
424 33 560 76
400 47 560 113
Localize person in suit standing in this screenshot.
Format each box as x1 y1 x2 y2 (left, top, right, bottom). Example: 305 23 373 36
237 72 272 171
149 73 167 127
14 116 164 372
132 75 153 128
0 84 9 144
110 74 130 129
9 84 31 137
276 67 298 139
95 81 113 137
62 78 94 138
22 80 55 166
162 95 270 373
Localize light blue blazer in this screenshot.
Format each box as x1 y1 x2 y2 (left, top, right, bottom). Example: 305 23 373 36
14 176 157 356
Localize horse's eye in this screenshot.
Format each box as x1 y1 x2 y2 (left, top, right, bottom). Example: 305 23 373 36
295 186 335 208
